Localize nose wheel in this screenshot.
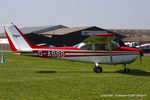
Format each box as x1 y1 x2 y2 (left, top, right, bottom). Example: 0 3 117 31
123 64 130 73
94 63 102 73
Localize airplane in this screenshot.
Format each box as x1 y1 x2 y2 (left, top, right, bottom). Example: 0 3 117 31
135 43 150 53
3 24 144 73
125 42 139 48
125 42 150 53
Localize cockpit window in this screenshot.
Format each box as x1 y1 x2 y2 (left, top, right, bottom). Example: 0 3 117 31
80 44 92 50
76 41 119 50
95 44 108 50
111 41 119 49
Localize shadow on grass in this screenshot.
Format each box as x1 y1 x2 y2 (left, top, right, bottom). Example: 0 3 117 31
116 69 150 76
36 71 57 73
36 69 150 76
36 70 93 74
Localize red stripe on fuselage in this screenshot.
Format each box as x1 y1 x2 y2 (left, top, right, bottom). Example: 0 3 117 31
64 54 139 57
32 46 141 52
31 50 139 58
32 49 139 54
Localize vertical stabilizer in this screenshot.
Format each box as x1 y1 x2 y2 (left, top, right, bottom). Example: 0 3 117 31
3 24 33 52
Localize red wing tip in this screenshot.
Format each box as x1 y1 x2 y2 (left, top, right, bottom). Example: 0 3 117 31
93 33 114 36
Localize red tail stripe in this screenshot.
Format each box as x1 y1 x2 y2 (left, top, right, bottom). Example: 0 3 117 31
4 29 18 51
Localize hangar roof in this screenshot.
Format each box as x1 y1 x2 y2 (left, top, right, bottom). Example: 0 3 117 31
20 25 67 34
0 25 67 38
41 26 125 39
41 26 94 35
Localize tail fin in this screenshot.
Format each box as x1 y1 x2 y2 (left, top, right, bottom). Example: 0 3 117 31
3 24 33 52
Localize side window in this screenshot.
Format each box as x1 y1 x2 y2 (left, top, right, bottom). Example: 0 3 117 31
111 41 119 49
80 44 92 50
95 44 107 50
79 41 119 50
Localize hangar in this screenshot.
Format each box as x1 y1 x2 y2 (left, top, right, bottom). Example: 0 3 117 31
0 25 125 51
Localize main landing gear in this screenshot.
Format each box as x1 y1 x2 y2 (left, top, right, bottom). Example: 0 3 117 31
123 64 130 73
93 63 102 73
93 63 130 73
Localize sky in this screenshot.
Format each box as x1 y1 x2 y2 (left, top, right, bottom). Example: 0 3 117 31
0 0 150 33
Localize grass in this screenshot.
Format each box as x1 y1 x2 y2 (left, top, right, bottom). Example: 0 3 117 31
0 52 150 100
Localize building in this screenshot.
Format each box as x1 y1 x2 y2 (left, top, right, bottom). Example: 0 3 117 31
109 29 150 43
0 38 10 51
0 25 125 51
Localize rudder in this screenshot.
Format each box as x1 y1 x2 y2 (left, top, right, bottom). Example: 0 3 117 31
3 24 33 52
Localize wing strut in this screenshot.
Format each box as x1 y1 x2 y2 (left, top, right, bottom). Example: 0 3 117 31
107 36 113 63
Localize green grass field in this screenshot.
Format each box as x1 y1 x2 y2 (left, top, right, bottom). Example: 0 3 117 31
0 52 150 100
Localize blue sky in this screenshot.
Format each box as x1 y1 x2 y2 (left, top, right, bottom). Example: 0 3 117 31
0 0 150 33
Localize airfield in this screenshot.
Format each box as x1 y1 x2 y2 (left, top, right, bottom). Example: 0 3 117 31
0 52 149 100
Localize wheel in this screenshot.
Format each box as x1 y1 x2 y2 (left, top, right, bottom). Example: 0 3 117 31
94 66 102 73
123 68 130 73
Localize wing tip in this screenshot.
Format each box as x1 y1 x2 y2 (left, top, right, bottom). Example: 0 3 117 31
93 33 114 36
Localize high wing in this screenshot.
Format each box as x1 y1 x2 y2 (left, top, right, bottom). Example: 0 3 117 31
83 33 114 44
83 33 115 62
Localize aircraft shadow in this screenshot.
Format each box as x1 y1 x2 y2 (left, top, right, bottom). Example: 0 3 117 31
116 69 150 76
36 70 93 74
36 71 57 73
36 69 150 76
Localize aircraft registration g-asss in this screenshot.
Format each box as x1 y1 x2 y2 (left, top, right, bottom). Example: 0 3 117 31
3 24 144 73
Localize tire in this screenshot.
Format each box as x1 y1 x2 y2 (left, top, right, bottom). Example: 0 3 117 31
123 68 130 73
94 66 102 73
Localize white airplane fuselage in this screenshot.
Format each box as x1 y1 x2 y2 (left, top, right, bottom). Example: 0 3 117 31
21 46 140 64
